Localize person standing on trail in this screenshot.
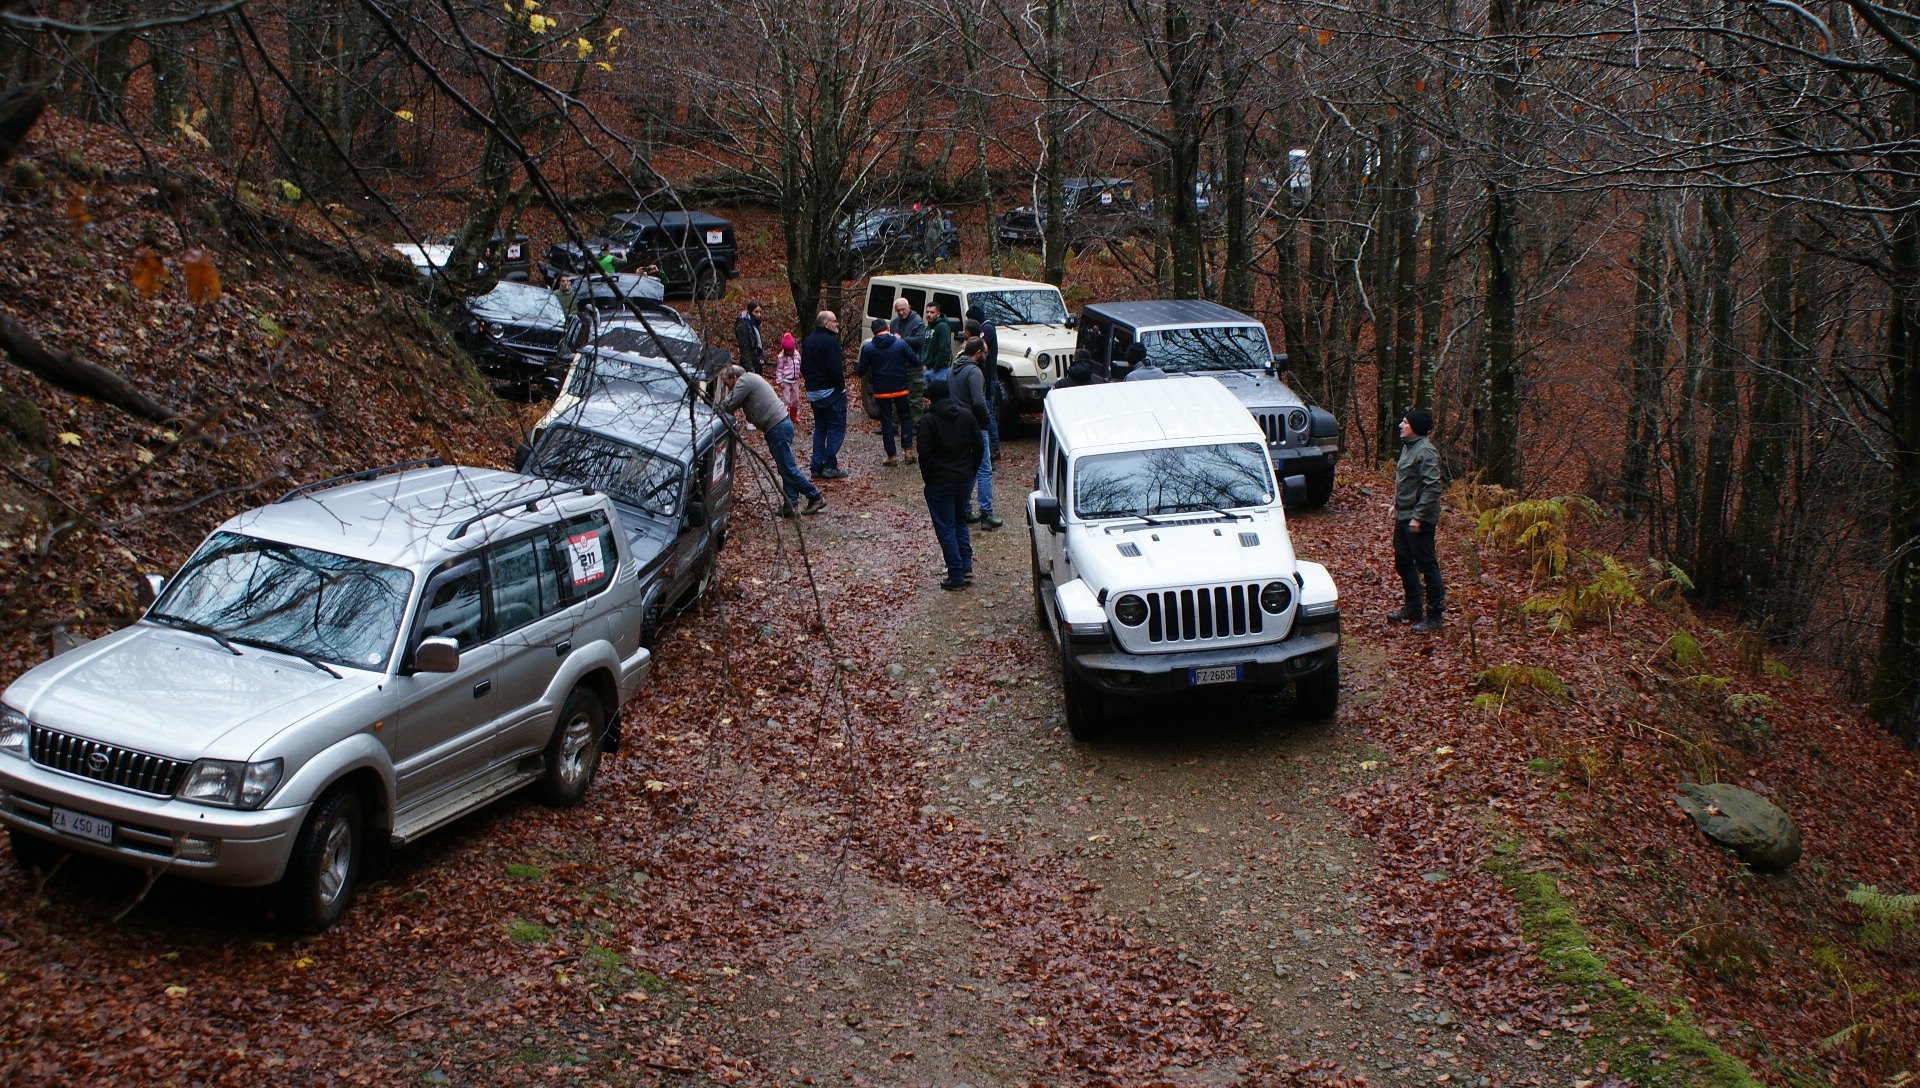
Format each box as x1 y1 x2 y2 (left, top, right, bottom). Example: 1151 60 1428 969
773 331 802 423
916 301 952 427
734 300 766 375
949 338 1000 531
891 297 931 433
917 378 982 590
857 317 918 466
718 365 824 517
801 311 849 479
964 307 1001 460
1389 409 1445 631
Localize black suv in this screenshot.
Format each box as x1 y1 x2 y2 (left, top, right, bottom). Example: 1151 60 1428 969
839 205 958 278
995 177 1146 246
518 388 735 645
540 212 738 300
1074 298 1339 507
455 281 574 396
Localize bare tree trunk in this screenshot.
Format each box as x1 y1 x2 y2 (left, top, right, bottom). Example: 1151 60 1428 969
1041 0 1066 287
1619 195 1667 520
1694 185 1738 604
1416 144 1451 410
1872 84 1920 745
1477 0 1528 489
1736 205 1795 626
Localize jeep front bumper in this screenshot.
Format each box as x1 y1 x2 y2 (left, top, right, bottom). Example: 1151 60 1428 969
1063 616 1339 697
1270 446 1337 476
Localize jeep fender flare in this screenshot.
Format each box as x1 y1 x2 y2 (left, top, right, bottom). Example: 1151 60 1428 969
1296 560 1338 610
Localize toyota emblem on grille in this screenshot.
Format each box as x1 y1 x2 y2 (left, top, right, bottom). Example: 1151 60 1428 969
87 751 110 772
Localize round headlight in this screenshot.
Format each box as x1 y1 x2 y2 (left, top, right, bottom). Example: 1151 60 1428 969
1113 594 1148 626
1260 580 1293 614
486 322 506 337
1037 352 1051 372
1288 409 1307 431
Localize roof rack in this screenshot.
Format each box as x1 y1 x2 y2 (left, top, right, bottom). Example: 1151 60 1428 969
449 484 598 540
274 458 446 504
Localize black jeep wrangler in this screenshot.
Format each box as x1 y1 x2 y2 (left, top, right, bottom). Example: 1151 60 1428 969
541 211 738 300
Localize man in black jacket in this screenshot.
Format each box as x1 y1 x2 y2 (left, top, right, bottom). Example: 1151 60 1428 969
918 379 983 590
801 311 848 478
965 305 1001 460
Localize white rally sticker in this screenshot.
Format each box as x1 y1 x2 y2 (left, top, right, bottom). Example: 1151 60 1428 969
506 243 523 260
567 530 606 586
704 230 724 245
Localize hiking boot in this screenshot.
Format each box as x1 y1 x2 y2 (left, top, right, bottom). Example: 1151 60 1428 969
884 455 898 467
904 450 917 464
964 510 982 524
940 577 967 591
980 514 1004 531
776 504 797 518
962 568 974 583
1411 614 1443 632
1385 605 1421 623
821 467 849 479
803 494 827 516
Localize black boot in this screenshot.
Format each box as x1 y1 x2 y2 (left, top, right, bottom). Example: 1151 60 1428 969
1386 605 1421 623
1411 609 1443 632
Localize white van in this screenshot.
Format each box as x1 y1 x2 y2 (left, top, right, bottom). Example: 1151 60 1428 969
1027 377 1340 740
860 274 1077 429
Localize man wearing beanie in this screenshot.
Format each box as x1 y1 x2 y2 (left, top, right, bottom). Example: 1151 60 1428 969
917 378 983 589
1390 409 1445 631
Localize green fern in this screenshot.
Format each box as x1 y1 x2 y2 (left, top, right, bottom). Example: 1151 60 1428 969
1665 629 1706 670
1847 885 1920 950
1478 663 1567 698
1477 495 1601 580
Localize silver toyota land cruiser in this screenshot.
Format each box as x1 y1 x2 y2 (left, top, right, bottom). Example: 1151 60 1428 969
0 460 652 931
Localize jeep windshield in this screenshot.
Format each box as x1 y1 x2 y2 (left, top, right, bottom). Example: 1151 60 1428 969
971 289 1068 326
148 532 413 670
529 426 684 520
1072 442 1273 520
1139 325 1272 372
468 282 567 326
594 217 648 244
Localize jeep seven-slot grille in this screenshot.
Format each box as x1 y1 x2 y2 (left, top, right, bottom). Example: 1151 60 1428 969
28 725 189 797
1145 584 1266 644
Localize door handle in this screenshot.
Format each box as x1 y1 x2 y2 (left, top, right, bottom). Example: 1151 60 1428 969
473 679 492 698
554 640 572 658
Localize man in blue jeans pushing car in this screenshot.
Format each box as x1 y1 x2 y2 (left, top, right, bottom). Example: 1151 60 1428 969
719 365 825 517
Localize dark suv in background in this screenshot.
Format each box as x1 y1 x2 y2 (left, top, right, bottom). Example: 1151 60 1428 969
995 177 1146 247
839 205 958 278
540 211 738 300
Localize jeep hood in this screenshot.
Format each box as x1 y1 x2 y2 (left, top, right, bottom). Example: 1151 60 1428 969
1067 508 1296 590
1165 369 1305 411
6 625 380 763
996 323 1077 360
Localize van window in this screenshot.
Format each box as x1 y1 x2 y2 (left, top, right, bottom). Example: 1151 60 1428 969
932 292 962 322
1078 320 1111 363
899 287 927 312
1051 442 1068 500
865 283 894 320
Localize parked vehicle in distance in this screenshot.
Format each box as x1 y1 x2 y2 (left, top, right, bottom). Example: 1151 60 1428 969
839 205 957 278
539 211 737 300
1028 378 1340 740
0 461 652 931
995 177 1146 247
1073 298 1339 507
859 274 1076 431
535 317 728 435
393 232 532 281
454 280 574 397
518 388 734 646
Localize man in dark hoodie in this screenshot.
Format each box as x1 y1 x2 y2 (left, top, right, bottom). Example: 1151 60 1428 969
964 305 1001 460
917 378 983 590
801 310 848 478
857 317 918 466
733 301 765 374
949 338 999 530
1389 408 1445 631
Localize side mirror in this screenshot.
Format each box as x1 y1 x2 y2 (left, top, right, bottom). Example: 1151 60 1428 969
1272 352 1289 372
512 442 533 471
135 572 166 607
413 637 461 674
1064 314 1078 329
1282 474 1308 509
682 500 708 531
1033 496 1062 529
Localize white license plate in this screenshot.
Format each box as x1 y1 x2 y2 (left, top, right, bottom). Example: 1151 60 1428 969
1189 665 1242 686
49 806 113 845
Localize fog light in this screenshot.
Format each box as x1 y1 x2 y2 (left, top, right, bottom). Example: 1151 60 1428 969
177 836 217 862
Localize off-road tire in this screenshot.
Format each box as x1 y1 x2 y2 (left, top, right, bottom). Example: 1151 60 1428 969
693 265 724 301
277 787 365 934
537 688 606 807
1059 635 1107 742
993 377 1021 436
1303 469 1335 508
1295 658 1340 719
1030 545 1052 630
7 827 66 874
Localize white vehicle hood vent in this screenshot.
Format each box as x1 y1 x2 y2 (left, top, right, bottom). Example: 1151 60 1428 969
1239 532 1259 547
1116 542 1141 557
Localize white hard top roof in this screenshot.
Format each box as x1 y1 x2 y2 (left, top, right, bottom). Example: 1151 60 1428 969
870 273 1063 293
221 464 606 570
1045 376 1263 452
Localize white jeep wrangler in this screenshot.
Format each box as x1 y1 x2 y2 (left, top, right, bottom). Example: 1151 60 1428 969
1027 377 1340 740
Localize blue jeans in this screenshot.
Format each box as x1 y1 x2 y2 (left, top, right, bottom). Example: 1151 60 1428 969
971 430 994 516
876 394 914 456
807 389 846 474
764 419 818 506
984 377 1001 456
924 482 973 580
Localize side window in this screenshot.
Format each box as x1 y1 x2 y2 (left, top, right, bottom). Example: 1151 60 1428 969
1051 444 1068 501
1109 325 1135 367
865 283 894 320
1037 425 1054 495
899 287 927 312
557 513 618 602
933 292 961 324
418 561 488 649
488 533 560 635
1077 321 1110 361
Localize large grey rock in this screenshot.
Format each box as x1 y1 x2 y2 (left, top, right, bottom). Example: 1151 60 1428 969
1673 783 1801 871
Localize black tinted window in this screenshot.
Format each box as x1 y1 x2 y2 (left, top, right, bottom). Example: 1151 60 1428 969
419 563 487 649
489 534 561 635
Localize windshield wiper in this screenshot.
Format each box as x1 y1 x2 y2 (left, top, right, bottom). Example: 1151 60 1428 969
231 637 343 678
1181 505 1252 521
147 613 242 655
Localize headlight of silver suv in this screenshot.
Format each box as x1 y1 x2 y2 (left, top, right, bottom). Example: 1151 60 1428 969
0 705 27 757
177 758 283 810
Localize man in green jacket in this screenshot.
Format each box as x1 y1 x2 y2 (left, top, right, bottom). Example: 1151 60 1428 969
1389 409 1445 631
912 301 951 431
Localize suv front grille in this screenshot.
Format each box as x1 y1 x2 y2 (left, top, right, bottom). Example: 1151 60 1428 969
1144 583 1267 644
502 326 568 354
28 726 189 797
1254 411 1287 446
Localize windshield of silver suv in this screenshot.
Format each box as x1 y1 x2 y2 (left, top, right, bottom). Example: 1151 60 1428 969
529 427 683 518
971 289 1067 326
148 532 415 670
1073 442 1273 519
1139 325 1270 372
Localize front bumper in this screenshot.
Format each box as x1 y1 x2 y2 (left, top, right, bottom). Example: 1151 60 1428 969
1270 446 1337 475
1010 373 1052 408
0 758 308 886
1064 618 1338 697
